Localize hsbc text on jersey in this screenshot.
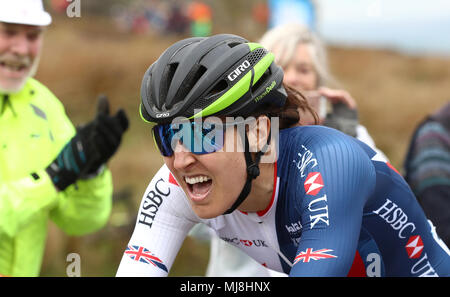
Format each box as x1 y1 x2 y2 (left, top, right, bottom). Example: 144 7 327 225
373 198 416 239
138 178 170 229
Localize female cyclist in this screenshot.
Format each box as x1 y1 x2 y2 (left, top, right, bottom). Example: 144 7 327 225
116 34 450 277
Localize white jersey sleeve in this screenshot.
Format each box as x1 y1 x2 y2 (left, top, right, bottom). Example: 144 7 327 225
356 124 389 162
116 165 200 276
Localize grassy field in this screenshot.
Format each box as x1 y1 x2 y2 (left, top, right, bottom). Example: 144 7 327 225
37 16 450 276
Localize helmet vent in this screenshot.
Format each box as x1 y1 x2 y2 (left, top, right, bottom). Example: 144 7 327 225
206 79 228 98
174 64 207 104
160 62 179 104
247 48 267 66
228 42 241 48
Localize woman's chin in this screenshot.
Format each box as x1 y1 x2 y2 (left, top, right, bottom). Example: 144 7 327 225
191 202 228 219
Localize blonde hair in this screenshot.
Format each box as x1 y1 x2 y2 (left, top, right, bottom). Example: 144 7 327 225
259 23 334 87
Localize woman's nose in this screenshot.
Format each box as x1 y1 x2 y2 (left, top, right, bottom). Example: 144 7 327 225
172 141 196 171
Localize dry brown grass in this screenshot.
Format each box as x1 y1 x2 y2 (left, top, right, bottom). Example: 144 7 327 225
38 16 449 276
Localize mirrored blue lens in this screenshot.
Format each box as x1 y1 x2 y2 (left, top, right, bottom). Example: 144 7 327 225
152 121 225 156
152 124 175 156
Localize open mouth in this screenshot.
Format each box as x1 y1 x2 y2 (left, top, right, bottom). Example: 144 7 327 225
184 175 213 202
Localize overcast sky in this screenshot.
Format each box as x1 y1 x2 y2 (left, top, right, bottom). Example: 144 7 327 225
316 0 450 55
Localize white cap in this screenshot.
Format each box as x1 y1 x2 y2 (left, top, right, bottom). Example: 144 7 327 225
0 0 52 26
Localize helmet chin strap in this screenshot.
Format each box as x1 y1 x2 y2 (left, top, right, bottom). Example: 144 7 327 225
223 129 271 215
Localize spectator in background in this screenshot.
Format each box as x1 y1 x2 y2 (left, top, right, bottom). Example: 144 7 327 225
0 0 128 276
143 0 168 35
187 1 212 37
404 102 450 247
166 2 190 35
260 23 388 159
252 1 269 27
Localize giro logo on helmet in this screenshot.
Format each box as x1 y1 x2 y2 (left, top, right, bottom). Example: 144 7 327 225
156 112 170 118
227 60 251 82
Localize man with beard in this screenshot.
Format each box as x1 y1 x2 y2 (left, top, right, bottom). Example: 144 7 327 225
0 0 129 276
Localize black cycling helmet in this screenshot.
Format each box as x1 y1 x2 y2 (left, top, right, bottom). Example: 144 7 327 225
140 34 287 215
140 34 286 123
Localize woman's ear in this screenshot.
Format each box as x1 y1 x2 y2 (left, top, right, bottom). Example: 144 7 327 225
247 116 271 153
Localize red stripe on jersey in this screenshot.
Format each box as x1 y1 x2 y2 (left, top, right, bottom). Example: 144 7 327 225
346 251 366 277
387 162 401 176
257 162 278 217
169 173 179 186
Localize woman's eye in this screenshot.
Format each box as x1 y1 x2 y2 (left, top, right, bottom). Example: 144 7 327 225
297 66 312 75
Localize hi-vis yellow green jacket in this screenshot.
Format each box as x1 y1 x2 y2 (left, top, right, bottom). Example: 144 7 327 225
0 78 113 276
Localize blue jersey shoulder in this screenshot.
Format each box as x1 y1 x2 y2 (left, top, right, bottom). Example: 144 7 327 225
277 125 376 183
275 126 379 276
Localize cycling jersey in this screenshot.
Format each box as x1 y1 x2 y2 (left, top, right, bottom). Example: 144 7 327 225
116 125 450 277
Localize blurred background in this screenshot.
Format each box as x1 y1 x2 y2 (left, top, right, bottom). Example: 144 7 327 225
38 0 450 276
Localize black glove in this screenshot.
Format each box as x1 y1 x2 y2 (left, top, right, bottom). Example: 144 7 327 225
84 95 129 174
46 95 129 191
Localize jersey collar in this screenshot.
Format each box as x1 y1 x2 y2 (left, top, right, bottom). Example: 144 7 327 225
239 162 278 217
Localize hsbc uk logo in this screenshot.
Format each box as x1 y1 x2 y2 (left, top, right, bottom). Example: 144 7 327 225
138 178 170 229
372 198 416 239
304 172 324 196
303 171 329 230
220 237 268 248
308 194 329 229
406 235 424 259
373 198 438 276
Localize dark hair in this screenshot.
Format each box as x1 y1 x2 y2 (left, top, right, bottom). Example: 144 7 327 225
253 83 319 129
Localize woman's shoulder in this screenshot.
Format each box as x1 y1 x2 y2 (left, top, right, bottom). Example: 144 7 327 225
279 125 353 147
278 125 375 165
